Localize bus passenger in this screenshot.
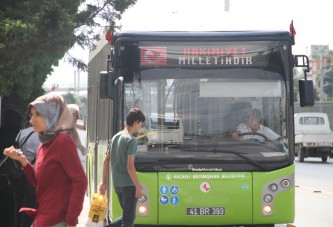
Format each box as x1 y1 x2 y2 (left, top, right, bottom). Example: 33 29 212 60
99 108 145 227
231 108 281 142
67 104 88 170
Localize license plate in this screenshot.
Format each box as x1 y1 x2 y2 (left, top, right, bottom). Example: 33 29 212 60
186 207 225 216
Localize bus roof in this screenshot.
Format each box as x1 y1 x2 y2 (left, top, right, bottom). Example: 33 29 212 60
114 30 292 42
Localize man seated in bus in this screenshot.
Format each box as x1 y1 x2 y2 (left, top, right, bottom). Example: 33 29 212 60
231 108 281 142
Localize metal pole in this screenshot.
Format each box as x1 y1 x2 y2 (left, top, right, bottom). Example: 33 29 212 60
320 50 324 102
74 70 77 95
77 70 80 95
224 0 230 12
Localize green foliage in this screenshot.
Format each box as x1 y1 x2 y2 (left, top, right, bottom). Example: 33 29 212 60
323 67 333 100
62 92 77 104
0 0 136 115
62 92 88 116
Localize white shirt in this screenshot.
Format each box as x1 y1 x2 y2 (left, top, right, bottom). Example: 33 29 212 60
235 123 280 141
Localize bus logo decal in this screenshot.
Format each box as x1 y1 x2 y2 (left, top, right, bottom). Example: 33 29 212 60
170 196 179 206
160 195 169 205
160 185 169 194
200 182 211 193
170 185 179 194
241 184 249 190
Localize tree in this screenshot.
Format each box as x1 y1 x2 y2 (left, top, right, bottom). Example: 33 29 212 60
62 92 77 105
322 67 333 100
0 0 136 117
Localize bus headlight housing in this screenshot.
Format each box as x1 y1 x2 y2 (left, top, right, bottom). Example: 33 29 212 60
136 185 150 216
261 173 294 216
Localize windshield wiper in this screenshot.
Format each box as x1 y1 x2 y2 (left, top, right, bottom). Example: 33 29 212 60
136 157 197 171
181 148 268 171
137 149 268 171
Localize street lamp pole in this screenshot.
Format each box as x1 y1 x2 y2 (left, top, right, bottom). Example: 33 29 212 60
319 50 325 103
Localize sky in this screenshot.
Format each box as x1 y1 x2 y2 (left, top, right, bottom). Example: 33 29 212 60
44 0 333 92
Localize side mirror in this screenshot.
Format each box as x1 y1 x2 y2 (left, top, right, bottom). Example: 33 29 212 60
100 71 116 99
299 80 314 107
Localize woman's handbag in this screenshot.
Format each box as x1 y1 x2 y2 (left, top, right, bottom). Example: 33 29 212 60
0 130 34 191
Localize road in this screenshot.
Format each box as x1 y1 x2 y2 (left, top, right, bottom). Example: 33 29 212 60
77 129 333 226
293 157 333 227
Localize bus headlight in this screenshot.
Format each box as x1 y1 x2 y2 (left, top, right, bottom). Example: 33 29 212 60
281 179 290 188
138 205 148 215
138 195 147 203
263 194 273 203
262 205 272 215
269 183 278 191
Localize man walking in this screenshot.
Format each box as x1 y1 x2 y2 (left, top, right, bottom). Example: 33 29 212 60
99 108 145 227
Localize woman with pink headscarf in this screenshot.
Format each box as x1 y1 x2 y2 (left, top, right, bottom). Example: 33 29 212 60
3 93 87 227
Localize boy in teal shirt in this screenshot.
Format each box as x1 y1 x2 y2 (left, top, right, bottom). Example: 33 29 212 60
99 108 145 227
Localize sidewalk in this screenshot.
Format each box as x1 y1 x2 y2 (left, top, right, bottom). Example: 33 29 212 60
78 194 91 227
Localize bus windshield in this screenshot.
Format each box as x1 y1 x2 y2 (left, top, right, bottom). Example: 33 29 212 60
125 67 289 170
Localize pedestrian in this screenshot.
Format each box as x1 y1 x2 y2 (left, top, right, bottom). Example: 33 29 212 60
99 108 145 227
0 109 22 227
67 104 88 170
3 93 87 227
13 126 41 227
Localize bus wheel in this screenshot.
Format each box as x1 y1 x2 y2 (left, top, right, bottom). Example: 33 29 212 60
294 145 299 157
298 147 305 162
322 156 328 162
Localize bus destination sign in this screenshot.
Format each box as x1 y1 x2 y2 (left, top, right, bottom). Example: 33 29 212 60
140 46 253 67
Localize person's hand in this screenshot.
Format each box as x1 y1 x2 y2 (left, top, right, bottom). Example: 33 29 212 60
231 131 240 140
135 185 143 200
3 146 28 166
67 225 75 227
99 182 106 195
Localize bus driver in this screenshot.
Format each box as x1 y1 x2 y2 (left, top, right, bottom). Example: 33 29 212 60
231 108 281 142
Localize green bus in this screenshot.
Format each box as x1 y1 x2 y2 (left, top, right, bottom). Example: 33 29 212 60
87 30 314 227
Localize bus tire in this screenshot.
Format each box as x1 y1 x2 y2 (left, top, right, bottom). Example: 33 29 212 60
298 147 305 162
322 156 328 162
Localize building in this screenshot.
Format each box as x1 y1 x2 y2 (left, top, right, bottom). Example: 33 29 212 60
309 45 332 72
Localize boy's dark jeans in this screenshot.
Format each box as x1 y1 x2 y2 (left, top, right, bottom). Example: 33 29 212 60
115 186 137 227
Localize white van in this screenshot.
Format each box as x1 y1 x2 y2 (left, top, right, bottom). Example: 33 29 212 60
294 112 333 162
